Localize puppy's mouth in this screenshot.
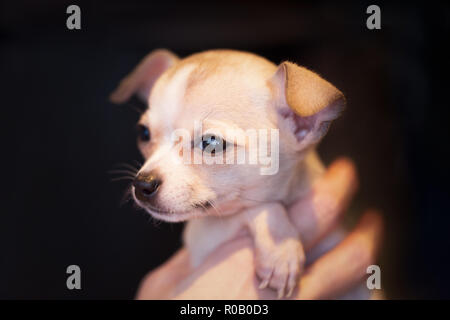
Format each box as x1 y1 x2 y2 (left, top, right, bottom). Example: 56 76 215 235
133 196 212 222
143 204 211 222
193 201 213 210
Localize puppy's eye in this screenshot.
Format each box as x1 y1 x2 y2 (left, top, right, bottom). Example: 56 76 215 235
136 124 150 142
199 134 226 155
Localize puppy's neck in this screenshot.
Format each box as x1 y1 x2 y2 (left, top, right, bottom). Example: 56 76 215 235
235 148 325 210
282 149 325 205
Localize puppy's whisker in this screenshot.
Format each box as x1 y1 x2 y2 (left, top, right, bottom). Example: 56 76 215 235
222 186 266 203
114 162 140 173
119 185 134 206
237 195 266 203
111 172 135 177
197 202 207 212
200 109 216 123
125 101 145 115
149 214 163 227
111 176 135 182
133 160 143 167
108 169 138 176
207 200 222 217
238 194 268 203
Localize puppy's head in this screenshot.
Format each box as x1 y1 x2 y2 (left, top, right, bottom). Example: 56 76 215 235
111 49 344 222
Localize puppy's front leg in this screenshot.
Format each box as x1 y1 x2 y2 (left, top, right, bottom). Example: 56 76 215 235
245 203 305 298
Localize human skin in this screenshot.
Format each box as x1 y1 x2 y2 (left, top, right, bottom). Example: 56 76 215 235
136 158 384 299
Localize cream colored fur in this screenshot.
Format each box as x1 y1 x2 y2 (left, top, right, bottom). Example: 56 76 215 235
111 49 345 298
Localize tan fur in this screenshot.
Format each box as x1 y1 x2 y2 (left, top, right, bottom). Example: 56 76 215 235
275 62 344 117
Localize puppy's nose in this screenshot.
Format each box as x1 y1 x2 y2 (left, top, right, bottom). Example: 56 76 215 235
133 172 162 203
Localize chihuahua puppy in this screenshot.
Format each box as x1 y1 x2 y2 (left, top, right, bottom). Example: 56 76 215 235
110 49 344 298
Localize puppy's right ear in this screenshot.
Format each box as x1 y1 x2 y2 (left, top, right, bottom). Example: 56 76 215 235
110 49 179 104
270 61 345 151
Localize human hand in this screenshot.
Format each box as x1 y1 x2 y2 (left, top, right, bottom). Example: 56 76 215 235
136 158 384 299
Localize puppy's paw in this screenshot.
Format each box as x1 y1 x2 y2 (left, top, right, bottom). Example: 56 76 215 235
256 238 305 299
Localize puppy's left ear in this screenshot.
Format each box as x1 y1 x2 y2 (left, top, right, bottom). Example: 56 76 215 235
110 49 179 104
270 61 345 150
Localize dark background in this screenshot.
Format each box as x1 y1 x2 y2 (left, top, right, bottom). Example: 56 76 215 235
1 0 449 299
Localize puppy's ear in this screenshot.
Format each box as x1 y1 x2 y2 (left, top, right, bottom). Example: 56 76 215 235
110 49 179 104
270 61 345 150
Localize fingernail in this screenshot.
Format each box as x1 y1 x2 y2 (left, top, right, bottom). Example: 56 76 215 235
286 287 293 298
259 279 269 289
277 288 284 299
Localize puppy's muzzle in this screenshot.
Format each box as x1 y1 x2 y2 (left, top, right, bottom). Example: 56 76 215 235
133 172 162 203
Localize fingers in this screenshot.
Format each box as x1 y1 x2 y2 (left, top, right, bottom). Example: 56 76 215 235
289 157 358 250
142 210 383 300
335 282 372 300
296 210 384 299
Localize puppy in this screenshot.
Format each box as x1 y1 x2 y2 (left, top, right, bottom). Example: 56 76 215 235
110 49 345 298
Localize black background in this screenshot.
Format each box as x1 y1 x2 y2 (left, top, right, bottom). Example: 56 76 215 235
1 0 449 299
